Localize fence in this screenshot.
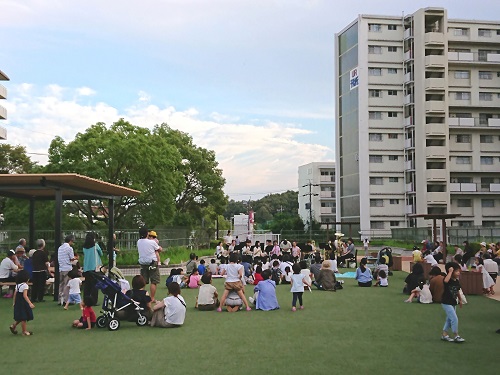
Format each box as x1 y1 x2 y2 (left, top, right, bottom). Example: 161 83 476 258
391 226 500 245
0 227 211 254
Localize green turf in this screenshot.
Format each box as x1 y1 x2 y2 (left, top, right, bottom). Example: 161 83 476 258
1 271 498 374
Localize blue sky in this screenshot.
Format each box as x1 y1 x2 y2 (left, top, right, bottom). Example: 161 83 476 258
1 0 499 200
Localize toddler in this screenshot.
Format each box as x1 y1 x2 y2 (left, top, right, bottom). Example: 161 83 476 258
73 296 96 330
64 270 82 310
290 263 310 311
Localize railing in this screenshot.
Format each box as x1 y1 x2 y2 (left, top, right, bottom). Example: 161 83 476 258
0 105 6 119
450 183 500 192
0 84 6 99
448 51 500 63
448 117 500 127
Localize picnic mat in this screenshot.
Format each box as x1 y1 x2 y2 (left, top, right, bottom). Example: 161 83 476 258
335 272 356 278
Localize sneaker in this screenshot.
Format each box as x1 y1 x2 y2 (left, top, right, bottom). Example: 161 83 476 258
300 306 304 310
249 297 255 304
454 335 465 343
216 307 222 312
291 307 296 312
441 335 454 342
164 258 170 266
246 307 252 311
3 293 12 298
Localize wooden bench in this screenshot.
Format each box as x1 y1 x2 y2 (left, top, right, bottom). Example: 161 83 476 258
459 271 483 295
1 280 53 295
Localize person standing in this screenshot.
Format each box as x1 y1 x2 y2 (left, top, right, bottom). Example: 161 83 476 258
82 232 103 305
363 238 370 258
137 227 162 303
31 239 50 302
440 262 465 343
58 234 77 305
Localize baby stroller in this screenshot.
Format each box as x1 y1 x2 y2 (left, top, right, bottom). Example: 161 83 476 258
89 271 148 331
376 247 394 275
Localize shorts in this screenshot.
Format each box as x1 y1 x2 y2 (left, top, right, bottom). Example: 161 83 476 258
79 317 96 329
140 264 160 285
224 281 243 291
68 293 81 304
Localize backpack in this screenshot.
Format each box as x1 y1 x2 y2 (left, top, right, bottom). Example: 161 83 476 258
271 268 282 284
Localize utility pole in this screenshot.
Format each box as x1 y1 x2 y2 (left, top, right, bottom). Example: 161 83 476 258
302 180 319 240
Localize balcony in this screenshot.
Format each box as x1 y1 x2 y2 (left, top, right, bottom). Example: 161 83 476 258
405 160 415 170
404 94 414 104
0 105 6 120
449 183 477 192
320 175 334 182
427 192 448 204
0 84 6 100
425 100 445 113
0 126 6 140
449 52 500 64
426 170 447 181
404 72 414 83
488 118 500 127
404 28 413 39
426 147 446 158
320 207 333 214
425 78 445 90
404 50 413 61
404 116 413 126
404 138 414 149
425 32 444 45
406 182 414 192
425 55 445 67
448 51 474 62
426 123 446 136
448 117 476 127
490 184 500 192
406 205 415 214
320 191 335 198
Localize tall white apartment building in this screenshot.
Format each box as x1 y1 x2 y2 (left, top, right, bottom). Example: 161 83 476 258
298 162 336 228
0 69 9 139
335 7 500 237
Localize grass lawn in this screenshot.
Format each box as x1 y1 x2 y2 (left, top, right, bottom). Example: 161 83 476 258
1 271 498 374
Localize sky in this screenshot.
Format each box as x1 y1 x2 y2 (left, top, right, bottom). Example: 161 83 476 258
1 0 499 201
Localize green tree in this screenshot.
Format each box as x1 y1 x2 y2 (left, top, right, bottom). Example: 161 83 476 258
267 212 304 233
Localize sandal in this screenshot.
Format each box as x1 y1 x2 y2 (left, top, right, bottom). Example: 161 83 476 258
22 331 33 336
9 325 17 335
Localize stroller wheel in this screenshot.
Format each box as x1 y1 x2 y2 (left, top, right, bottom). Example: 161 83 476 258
136 315 148 326
96 316 107 329
108 319 120 331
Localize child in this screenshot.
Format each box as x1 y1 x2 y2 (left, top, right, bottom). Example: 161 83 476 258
374 269 388 287
208 258 219 275
290 263 310 311
217 252 251 312
188 269 202 289
253 266 264 285
252 269 280 311
270 260 282 285
9 270 35 336
64 270 82 310
440 262 465 343
281 266 292 284
474 257 495 295
198 259 206 276
373 256 389 279
73 295 96 330
299 260 313 291
186 252 198 274
195 273 219 311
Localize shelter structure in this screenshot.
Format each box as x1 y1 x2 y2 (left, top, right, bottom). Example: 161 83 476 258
0 173 140 300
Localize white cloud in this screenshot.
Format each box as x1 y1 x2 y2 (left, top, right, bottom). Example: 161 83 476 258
3 83 333 199
76 87 96 96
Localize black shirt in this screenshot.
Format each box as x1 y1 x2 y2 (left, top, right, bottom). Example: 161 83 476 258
32 249 49 271
442 278 461 306
404 273 424 294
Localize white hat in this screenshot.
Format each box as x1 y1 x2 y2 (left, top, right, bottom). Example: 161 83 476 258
480 242 486 247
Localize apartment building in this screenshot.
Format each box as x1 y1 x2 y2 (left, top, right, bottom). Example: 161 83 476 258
298 162 336 228
335 7 500 237
0 69 8 140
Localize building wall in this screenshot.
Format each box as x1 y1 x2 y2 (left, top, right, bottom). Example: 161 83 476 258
335 7 500 237
0 69 8 140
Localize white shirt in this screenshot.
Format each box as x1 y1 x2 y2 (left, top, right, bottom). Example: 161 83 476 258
137 238 160 265
0 257 18 279
280 261 293 275
208 263 218 275
197 284 217 305
379 277 388 286
163 295 186 325
328 259 338 273
224 263 243 282
68 278 82 294
424 254 438 267
484 259 499 274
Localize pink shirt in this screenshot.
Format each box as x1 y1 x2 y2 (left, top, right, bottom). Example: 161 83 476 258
188 274 201 288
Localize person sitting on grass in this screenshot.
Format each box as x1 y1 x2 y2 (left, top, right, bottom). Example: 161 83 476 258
404 262 425 295
355 258 373 287
250 269 279 311
195 273 219 311
313 261 337 291
151 282 186 328
373 256 389 280
118 275 153 321
281 266 292 285
217 252 251 312
404 279 432 303
428 266 446 303
198 259 206 276
225 291 243 312
72 296 96 330
187 268 202 289
186 253 198 275
253 265 264 285
374 270 388 287
208 258 219 275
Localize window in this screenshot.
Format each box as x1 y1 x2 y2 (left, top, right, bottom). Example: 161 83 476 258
369 68 382 76
369 89 382 97
370 221 385 229
453 112 472 118
456 156 471 164
388 24 397 31
388 90 397 96
483 221 497 227
390 221 400 227
389 177 399 182
456 134 471 143
480 135 493 143
479 92 493 101
478 29 492 37
388 112 398 118
457 199 472 207
455 92 470 100
368 46 382 54
453 28 469 36
481 156 494 165
369 155 383 163
497 30 500 35
370 177 384 185
454 71 470 79
369 24 382 32
369 133 383 141
479 71 493 80
370 199 384 207
369 111 382 120
321 202 335 207
389 199 399 204
388 155 399 161
388 133 398 139
388 46 398 52
387 68 398 74
457 221 473 227
482 199 495 208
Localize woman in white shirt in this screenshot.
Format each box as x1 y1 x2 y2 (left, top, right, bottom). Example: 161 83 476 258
151 282 186 327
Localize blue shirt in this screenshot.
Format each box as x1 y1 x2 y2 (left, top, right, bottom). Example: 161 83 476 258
198 264 206 276
83 244 103 272
254 279 280 311
355 267 373 283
